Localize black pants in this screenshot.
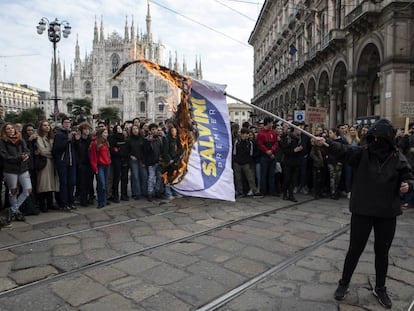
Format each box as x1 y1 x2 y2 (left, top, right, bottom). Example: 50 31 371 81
341 214 396 288
282 164 299 197
112 160 129 199
78 164 94 205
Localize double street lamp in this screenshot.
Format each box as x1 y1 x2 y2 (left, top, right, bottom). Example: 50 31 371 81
37 17 71 123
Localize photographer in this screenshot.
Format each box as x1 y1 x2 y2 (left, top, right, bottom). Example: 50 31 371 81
143 123 163 201
52 118 77 211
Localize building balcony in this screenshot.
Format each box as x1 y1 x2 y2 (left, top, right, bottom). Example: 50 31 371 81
281 24 290 37
288 9 299 29
345 1 381 31
275 34 284 45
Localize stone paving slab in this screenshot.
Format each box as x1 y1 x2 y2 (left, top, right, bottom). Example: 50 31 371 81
0 196 412 311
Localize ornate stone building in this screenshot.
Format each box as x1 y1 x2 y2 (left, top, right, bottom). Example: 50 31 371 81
228 102 252 127
248 0 414 128
0 82 39 118
52 3 202 123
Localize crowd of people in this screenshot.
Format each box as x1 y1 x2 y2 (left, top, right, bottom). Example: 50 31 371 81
0 115 413 308
2 116 414 229
231 117 405 202
0 117 182 228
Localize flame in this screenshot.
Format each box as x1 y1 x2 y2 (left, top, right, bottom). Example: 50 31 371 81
112 59 197 185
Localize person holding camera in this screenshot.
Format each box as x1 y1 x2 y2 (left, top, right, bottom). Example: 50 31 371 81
52 118 77 211
143 123 163 201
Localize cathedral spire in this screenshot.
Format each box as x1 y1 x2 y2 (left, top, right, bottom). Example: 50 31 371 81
93 16 98 44
100 15 104 43
182 56 187 75
124 15 129 42
131 15 135 41
174 51 178 71
75 34 80 61
146 0 152 42
168 51 172 69
198 57 203 79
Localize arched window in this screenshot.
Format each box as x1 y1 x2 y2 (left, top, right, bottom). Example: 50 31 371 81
112 86 119 98
140 101 145 112
139 81 146 92
111 54 120 74
84 81 92 95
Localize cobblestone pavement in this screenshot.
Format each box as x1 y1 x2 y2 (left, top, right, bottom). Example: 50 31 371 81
0 195 413 311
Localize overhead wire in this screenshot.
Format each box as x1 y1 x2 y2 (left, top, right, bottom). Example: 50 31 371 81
213 0 257 21
224 0 261 4
150 0 251 47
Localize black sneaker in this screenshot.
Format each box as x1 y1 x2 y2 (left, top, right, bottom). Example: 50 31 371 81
0 218 12 229
288 196 298 203
334 282 349 300
13 211 26 222
373 286 392 309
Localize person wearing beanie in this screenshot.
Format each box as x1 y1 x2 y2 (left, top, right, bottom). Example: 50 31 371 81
313 118 414 309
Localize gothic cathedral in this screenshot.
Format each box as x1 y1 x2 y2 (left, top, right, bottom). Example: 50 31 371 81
51 2 202 123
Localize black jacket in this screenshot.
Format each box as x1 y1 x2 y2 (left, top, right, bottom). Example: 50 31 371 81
233 138 254 165
74 135 92 167
280 133 303 167
52 128 75 167
143 135 163 166
0 139 30 174
326 141 414 218
109 133 129 164
126 134 144 161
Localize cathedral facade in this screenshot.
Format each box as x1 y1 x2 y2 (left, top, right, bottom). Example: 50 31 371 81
51 3 202 123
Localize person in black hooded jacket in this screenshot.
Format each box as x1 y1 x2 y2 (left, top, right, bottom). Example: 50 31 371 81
109 125 129 202
314 118 414 309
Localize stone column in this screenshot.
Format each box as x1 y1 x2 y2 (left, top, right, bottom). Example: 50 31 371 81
329 88 338 128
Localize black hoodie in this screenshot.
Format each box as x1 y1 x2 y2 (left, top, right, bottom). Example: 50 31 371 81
324 119 414 218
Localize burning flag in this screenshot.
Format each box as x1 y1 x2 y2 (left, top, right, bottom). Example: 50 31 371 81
113 60 235 201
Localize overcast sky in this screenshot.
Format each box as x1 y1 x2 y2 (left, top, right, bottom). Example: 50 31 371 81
0 0 264 103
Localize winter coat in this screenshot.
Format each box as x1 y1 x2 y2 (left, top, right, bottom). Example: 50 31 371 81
36 136 59 193
280 133 303 167
143 135 163 166
326 141 414 218
126 134 144 161
0 138 30 174
233 138 254 165
162 132 181 163
109 133 129 165
74 135 92 167
310 145 326 168
89 140 111 174
52 127 75 167
257 128 278 156
326 137 344 165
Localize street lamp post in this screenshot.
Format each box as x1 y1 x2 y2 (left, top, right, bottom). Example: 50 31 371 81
37 17 71 123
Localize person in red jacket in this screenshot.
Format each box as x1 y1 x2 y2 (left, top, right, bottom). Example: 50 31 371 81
257 117 278 195
90 128 111 209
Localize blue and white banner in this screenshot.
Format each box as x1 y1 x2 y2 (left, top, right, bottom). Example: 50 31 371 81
174 79 235 202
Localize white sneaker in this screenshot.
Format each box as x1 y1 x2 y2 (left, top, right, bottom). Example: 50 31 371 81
347 192 351 199
246 190 254 196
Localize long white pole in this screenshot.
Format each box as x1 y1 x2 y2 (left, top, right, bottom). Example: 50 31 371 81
225 92 321 142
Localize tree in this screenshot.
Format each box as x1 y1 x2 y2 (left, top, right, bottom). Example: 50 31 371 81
4 112 20 123
98 107 120 125
68 98 92 122
5 108 45 125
